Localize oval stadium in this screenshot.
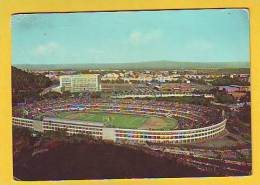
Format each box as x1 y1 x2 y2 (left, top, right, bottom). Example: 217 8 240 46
13 98 227 144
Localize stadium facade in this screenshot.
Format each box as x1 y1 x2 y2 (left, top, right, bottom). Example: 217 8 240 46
12 103 227 144
60 74 101 92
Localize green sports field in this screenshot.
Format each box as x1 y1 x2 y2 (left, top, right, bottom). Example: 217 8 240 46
54 111 178 130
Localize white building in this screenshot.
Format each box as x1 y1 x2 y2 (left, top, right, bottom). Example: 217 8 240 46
60 74 101 92
101 73 120 81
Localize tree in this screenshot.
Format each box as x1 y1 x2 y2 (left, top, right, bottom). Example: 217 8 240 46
238 104 251 123
62 91 72 98
43 91 62 99
215 94 235 104
12 66 53 104
91 91 101 98
210 76 250 86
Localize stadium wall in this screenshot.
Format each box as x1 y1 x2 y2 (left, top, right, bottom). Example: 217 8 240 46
12 117 226 144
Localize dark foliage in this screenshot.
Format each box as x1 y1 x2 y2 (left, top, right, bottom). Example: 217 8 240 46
215 94 236 104
13 141 211 180
238 105 251 123
210 76 249 86
12 67 52 104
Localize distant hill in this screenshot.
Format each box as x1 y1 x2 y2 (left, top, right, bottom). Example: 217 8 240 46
14 61 250 71
12 66 52 104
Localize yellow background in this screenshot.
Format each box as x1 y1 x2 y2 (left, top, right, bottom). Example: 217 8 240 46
0 0 260 184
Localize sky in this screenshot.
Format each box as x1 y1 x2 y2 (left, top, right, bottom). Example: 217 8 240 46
12 9 249 65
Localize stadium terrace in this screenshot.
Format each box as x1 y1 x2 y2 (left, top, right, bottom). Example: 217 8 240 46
13 98 227 144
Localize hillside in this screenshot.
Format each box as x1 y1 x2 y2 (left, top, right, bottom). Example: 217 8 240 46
13 140 212 180
13 127 212 180
14 61 250 71
12 66 52 104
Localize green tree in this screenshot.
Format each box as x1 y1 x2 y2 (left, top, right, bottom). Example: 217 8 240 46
12 66 52 104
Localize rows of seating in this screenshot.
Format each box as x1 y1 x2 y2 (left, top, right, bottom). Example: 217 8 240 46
13 97 223 130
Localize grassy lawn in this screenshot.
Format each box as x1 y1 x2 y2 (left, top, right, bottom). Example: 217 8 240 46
54 111 177 129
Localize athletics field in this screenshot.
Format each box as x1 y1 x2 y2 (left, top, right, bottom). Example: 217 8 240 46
54 112 178 130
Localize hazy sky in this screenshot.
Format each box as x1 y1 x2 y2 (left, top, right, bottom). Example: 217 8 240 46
12 9 249 65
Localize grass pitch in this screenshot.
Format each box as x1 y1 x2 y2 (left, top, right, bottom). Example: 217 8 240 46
54 111 178 130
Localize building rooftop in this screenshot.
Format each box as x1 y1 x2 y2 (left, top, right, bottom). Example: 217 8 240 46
219 85 240 89
60 74 100 78
229 85 242 88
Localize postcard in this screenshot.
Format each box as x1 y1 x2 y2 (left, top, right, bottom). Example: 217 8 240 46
11 9 251 181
